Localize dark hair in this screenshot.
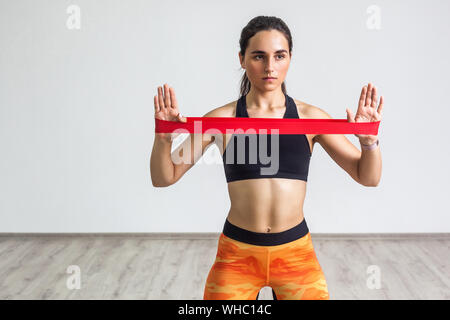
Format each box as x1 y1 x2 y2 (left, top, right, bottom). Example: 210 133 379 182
238 16 293 98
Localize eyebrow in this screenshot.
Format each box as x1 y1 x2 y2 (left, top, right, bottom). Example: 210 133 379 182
250 49 288 54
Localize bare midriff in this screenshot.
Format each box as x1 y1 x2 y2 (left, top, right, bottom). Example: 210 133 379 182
225 178 307 233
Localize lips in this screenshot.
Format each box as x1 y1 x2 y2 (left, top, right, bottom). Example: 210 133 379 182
263 77 277 80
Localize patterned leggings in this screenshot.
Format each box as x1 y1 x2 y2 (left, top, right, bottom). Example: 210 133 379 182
203 218 329 300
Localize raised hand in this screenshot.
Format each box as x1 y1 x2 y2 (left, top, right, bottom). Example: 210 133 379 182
154 83 187 141
346 82 384 145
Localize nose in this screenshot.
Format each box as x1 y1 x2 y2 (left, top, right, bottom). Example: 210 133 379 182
265 58 275 74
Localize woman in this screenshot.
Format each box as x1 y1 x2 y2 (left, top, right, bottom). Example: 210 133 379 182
150 16 383 300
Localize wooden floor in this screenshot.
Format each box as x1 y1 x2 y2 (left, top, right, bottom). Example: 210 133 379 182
0 233 449 300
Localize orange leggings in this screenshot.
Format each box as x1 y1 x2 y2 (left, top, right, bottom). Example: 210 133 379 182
203 226 329 300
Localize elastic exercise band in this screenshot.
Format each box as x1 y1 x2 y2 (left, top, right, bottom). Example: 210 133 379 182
155 117 380 135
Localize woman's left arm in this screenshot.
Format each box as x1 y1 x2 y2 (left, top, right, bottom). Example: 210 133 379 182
309 82 383 187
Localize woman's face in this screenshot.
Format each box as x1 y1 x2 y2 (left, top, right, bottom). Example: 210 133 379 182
239 30 291 91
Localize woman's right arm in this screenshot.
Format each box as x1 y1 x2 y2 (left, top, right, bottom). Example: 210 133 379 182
150 84 222 187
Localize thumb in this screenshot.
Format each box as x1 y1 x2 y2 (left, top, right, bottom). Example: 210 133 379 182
178 113 187 123
346 108 355 123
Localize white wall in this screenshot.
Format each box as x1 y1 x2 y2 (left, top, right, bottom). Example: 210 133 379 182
1 0 449 233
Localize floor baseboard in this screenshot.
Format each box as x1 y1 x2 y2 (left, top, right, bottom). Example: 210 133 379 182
0 232 449 240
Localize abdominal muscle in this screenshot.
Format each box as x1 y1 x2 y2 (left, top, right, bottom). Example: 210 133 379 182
226 178 307 233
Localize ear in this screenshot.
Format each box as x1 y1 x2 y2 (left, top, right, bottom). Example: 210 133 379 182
238 52 245 69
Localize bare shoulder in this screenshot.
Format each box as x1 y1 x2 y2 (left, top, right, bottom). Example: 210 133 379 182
200 100 237 145
203 100 237 117
294 98 333 143
293 98 332 120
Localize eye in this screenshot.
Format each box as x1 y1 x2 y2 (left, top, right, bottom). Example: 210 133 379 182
254 54 286 60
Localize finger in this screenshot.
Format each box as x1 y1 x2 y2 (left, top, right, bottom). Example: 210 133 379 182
154 95 160 113
377 95 384 117
169 86 178 109
346 108 354 123
358 86 367 109
158 86 165 109
164 83 172 108
371 85 378 109
365 83 372 107
171 87 186 122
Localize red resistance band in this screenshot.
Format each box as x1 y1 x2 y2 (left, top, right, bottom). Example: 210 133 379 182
155 117 380 135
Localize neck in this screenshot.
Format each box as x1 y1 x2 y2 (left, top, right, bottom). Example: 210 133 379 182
246 87 285 111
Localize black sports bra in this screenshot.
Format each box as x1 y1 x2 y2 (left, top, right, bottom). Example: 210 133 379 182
222 93 312 183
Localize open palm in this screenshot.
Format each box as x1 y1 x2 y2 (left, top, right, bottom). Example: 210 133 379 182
154 83 187 141
346 82 384 145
